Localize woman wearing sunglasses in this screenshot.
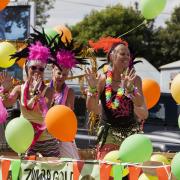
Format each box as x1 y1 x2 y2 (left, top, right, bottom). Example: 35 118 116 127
0 30 61 157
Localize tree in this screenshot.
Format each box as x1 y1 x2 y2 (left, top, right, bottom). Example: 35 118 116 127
31 0 56 26
153 6 180 67
71 4 155 64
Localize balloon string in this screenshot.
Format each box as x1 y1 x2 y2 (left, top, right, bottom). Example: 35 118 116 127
0 156 171 168
118 20 147 38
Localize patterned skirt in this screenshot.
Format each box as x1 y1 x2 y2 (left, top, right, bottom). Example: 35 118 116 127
96 122 143 160
27 138 61 157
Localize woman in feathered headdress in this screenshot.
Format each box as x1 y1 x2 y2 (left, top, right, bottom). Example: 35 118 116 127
49 36 88 159
86 37 148 160
0 29 61 157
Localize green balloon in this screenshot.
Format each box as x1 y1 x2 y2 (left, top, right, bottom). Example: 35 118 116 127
140 0 167 20
119 134 153 163
171 152 180 180
5 117 34 154
0 42 16 68
44 28 59 42
178 114 180 129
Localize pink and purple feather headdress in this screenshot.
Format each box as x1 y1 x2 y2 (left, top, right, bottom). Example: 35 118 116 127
50 33 89 70
27 41 51 67
56 49 77 69
10 28 55 67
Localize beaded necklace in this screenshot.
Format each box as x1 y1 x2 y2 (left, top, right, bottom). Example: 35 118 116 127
105 70 124 109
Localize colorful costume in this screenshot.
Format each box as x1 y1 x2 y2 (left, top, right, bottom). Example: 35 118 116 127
11 29 61 157
50 82 79 159
88 37 144 160
20 84 60 157
97 86 142 159
49 35 88 159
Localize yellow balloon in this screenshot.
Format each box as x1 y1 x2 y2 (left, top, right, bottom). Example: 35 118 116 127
0 42 16 68
138 173 158 180
171 73 180 104
103 150 129 177
150 154 169 164
54 25 72 43
110 166 129 177
104 150 120 162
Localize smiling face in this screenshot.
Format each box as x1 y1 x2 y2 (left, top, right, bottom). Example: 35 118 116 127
110 44 131 71
52 65 70 85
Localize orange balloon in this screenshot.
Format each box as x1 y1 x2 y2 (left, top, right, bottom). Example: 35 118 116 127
45 105 77 142
16 58 26 68
54 25 72 43
0 0 9 11
142 79 160 109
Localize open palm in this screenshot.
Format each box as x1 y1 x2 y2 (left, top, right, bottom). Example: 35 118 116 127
0 71 13 92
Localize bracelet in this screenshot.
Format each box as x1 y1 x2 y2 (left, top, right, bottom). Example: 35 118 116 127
87 91 98 97
133 86 138 95
126 86 138 99
126 84 135 94
88 86 97 93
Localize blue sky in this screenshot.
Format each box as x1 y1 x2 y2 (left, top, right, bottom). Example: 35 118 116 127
46 0 180 28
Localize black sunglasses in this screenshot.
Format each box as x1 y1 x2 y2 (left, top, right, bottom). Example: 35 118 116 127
30 66 45 72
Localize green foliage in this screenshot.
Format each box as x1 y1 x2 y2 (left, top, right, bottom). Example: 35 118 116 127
31 0 56 26
154 6 180 67
71 4 155 65
71 4 180 68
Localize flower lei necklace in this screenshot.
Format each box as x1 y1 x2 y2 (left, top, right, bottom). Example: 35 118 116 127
105 70 124 109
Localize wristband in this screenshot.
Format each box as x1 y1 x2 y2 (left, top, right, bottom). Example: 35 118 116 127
87 91 98 97
126 86 138 99
126 84 134 94
88 86 97 93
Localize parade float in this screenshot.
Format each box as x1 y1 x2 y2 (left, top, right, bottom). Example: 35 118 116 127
1 0 180 179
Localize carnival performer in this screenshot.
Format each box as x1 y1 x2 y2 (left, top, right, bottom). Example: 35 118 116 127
49 37 88 159
0 29 61 157
86 39 148 159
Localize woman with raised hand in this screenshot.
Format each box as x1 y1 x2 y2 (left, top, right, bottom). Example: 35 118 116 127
86 40 148 159
49 37 88 159
0 29 60 157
